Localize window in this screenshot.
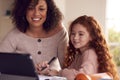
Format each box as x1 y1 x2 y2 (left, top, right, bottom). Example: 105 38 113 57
106 0 120 66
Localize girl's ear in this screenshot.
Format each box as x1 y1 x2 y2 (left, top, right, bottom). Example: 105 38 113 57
89 36 92 41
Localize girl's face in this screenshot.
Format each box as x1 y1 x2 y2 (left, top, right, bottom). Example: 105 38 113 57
70 24 92 49
26 0 47 28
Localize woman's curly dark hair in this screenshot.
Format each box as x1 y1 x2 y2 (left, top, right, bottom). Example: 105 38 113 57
63 15 119 80
11 0 63 32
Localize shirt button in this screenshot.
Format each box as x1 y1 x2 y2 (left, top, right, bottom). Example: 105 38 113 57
38 51 41 55
38 39 41 42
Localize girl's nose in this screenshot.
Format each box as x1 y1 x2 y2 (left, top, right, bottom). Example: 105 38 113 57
74 34 79 40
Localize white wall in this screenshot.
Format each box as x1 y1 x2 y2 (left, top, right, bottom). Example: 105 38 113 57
0 0 14 16
64 0 106 30
0 0 14 42
0 16 13 41
54 0 66 16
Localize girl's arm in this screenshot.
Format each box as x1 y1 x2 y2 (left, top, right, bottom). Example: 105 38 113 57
59 49 98 80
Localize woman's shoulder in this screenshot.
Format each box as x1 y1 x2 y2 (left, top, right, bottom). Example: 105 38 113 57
48 23 67 38
0 28 23 44
4 28 23 39
8 28 21 35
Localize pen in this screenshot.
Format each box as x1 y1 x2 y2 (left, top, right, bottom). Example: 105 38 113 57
41 57 56 71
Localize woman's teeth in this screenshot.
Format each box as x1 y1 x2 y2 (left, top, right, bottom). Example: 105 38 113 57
33 18 41 21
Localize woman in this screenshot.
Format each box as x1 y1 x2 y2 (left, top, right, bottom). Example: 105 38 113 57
0 0 68 70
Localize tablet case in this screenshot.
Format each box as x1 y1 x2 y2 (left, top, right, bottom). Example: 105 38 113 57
0 52 39 80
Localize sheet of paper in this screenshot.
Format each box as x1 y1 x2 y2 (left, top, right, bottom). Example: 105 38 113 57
38 75 67 80
49 57 61 71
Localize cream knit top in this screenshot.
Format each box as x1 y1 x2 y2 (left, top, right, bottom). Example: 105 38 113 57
0 28 68 67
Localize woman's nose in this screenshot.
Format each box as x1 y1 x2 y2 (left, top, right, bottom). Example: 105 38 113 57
34 8 40 16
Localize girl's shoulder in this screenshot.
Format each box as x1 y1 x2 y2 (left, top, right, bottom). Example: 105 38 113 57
84 48 95 53
82 48 98 61
83 48 97 57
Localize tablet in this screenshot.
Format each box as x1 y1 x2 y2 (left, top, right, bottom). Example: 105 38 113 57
0 52 39 80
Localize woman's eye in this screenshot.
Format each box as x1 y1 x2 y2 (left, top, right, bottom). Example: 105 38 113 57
28 6 34 10
39 8 46 11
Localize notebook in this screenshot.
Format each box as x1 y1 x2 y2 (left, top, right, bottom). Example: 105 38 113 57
0 52 39 80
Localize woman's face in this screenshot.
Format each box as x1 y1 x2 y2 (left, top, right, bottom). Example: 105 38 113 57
70 24 92 49
26 0 47 28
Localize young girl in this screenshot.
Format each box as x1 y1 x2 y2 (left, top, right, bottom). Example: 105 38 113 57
46 15 119 80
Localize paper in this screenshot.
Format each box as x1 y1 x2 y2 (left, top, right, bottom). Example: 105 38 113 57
38 75 67 80
49 57 61 71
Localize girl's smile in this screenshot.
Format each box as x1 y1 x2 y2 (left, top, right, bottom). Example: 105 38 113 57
70 23 92 49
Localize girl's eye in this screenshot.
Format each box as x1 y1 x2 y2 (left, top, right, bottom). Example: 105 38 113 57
79 33 84 36
71 32 75 35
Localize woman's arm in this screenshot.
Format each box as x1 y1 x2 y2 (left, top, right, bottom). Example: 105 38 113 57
57 26 68 68
0 29 17 52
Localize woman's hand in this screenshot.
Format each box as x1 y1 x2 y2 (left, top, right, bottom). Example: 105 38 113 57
36 61 59 76
36 61 49 75
46 69 59 76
